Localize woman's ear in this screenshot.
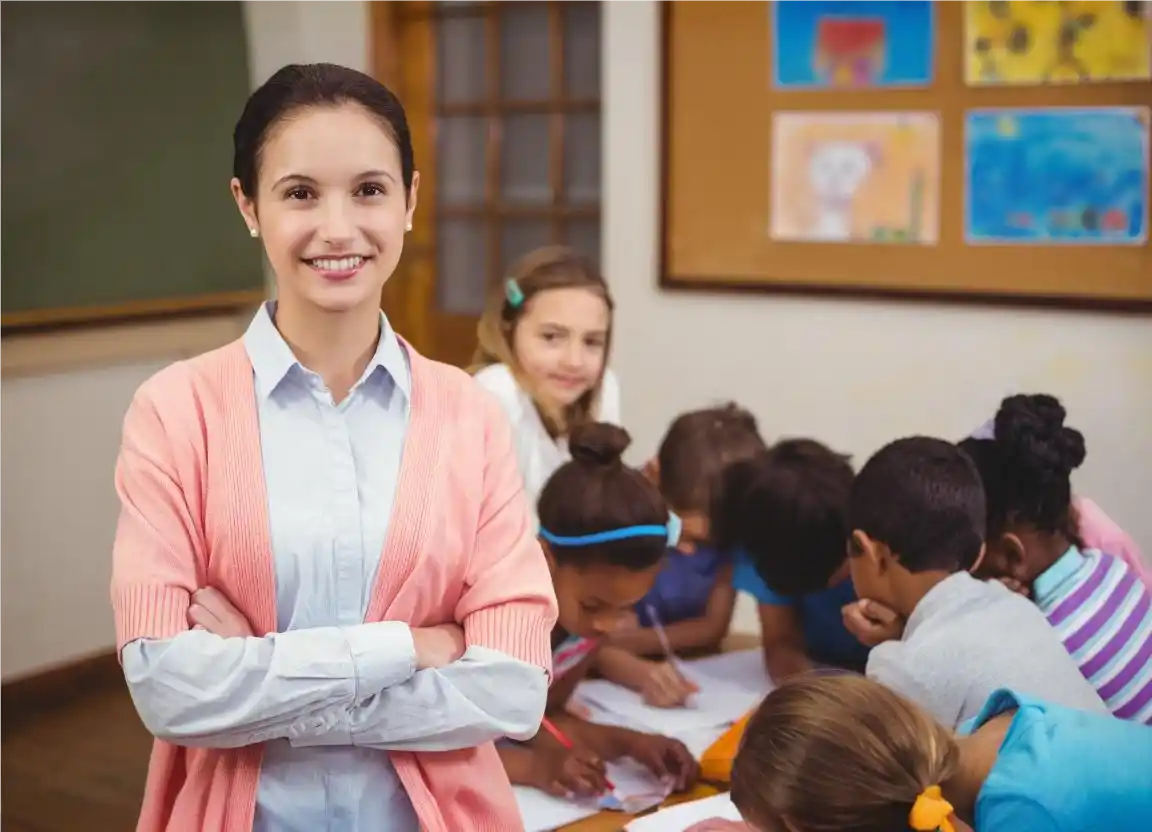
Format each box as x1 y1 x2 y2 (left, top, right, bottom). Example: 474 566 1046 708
230 178 259 237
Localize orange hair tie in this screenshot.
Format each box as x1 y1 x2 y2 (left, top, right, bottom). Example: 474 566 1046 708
909 785 955 832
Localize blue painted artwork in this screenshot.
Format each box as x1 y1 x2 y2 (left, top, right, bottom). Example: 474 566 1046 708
772 1 934 89
965 108 1150 245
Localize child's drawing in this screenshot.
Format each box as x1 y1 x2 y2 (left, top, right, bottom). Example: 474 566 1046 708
772 1 935 88
965 0 1151 86
965 107 1149 244
770 112 940 245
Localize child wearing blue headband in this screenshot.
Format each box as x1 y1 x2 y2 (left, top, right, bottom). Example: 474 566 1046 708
497 421 699 801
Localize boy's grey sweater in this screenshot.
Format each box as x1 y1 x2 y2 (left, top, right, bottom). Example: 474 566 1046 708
866 572 1108 728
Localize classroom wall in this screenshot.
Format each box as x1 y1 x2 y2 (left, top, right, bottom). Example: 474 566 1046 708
602 1 1152 634
5 1 1148 678
0 1 363 681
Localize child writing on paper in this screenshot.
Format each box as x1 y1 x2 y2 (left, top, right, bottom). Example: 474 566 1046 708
960 394 1152 723
712 438 871 682
729 673 1152 832
597 403 766 708
470 246 621 520
497 422 700 801
840 435 1106 729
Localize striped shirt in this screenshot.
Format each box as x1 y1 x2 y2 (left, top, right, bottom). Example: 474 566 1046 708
1033 546 1152 724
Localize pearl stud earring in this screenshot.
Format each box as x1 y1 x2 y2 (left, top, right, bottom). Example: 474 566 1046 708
249 227 259 238
405 221 413 232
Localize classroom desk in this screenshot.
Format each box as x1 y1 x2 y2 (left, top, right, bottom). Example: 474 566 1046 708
557 633 761 832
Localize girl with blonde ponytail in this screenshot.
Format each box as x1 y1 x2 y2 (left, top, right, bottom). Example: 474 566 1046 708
729 673 1152 832
470 246 620 517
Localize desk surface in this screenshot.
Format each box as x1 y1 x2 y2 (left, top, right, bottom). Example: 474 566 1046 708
556 633 760 831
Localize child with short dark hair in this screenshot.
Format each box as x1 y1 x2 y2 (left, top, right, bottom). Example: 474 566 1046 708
713 438 871 682
961 394 1152 723
843 435 1106 728
497 422 699 800
596 403 765 707
730 673 1152 832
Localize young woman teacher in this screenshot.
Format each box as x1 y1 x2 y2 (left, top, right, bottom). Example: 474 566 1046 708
111 63 558 832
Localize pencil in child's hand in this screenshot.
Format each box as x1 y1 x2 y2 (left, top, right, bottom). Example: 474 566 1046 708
541 717 615 790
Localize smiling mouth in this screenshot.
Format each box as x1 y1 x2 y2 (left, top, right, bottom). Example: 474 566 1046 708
306 255 369 271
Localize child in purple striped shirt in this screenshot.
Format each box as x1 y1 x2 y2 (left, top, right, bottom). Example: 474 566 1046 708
961 394 1152 724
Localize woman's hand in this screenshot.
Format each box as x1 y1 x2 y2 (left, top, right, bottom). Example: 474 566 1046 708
841 599 904 647
412 624 466 670
619 731 699 792
638 661 699 708
532 744 612 799
188 587 255 638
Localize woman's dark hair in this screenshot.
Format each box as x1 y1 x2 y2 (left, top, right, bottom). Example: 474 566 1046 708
538 422 669 572
657 402 766 514
232 63 415 198
959 393 1086 546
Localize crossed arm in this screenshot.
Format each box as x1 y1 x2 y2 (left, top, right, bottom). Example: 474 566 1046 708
111 384 557 753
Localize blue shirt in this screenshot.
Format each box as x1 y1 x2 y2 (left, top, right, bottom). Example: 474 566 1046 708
732 550 870 671
962 689 1152 831
636 546 727 627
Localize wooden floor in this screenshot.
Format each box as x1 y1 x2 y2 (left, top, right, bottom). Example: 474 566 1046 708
2 680 152 831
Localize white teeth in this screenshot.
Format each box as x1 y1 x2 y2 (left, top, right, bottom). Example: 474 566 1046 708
310 256 364 272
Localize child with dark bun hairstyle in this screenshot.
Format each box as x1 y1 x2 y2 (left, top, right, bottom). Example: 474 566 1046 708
961 394 1152 723
497 422 699 801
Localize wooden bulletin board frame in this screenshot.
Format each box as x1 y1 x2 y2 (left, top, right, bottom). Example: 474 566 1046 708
659 1 1152 310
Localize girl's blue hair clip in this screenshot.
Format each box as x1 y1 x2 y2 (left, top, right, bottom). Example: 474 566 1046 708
540 512 682 549
505 278 525 308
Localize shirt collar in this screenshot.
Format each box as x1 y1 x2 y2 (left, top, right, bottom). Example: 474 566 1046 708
243 301 410 401
1031 545 1087 605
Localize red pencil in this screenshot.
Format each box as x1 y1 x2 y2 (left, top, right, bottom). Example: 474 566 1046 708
540 717 615 790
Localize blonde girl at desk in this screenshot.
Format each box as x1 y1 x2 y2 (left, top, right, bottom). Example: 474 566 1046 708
470 246 622 521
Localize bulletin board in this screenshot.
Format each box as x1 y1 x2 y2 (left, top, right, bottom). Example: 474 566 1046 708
660 1 1152 308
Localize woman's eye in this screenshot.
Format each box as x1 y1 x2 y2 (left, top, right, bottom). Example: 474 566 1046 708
286 188 311 201
358 182 386 197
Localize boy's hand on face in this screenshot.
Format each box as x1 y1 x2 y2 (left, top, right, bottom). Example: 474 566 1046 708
841 599 904 647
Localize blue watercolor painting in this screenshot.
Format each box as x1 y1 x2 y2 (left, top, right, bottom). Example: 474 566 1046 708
965 108 1150 245
772 1 934 89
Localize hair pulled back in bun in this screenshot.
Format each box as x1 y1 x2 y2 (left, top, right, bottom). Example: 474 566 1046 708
539 422 668 571
568 422 631 469
960 393 1085 543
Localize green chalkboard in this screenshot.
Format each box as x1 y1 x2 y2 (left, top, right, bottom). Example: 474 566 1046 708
1 1 265 330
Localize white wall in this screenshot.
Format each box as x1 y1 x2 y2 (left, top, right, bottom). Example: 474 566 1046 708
602 1 1152 632
0 1 367 681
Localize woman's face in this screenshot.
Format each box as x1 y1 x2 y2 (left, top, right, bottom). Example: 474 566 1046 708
552 560 662 638
231 103 419 316
512 286 610 410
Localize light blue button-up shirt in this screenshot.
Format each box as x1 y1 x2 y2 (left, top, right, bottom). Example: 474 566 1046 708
121 302 549 831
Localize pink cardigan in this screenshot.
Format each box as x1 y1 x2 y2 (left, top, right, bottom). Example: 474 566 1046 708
111 338 558 831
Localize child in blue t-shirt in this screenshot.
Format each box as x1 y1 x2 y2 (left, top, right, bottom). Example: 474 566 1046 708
714 438 870 681
596 403 765 707
729 673 1152 832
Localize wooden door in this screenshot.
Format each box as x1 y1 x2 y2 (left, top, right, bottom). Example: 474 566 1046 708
371 1 603 368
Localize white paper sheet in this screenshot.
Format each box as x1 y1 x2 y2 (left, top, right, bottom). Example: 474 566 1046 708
575 667 764 735
515 757 674 831
625 792 744 831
